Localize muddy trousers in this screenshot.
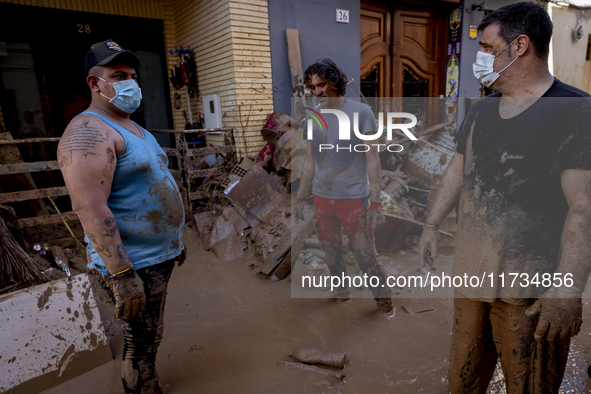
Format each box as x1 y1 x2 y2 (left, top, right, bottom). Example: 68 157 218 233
313 195 390 299
448 298 571 394
99 259 175 394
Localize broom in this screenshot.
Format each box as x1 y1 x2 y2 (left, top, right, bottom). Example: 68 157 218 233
0 215 47 289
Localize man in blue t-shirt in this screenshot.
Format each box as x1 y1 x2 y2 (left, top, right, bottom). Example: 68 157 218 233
58 40 185 394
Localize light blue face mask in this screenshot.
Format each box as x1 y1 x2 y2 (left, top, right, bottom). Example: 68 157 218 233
96 76 142 113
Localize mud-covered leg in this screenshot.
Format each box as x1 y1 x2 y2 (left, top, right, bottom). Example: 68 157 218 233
448 297 498 393
320 241 349 297
488 301 571 394
340 200 390 300
99 260 175 394
313 196 348 298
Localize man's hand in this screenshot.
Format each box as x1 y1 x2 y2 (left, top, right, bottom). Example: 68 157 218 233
176 247 187 267
106 269 146 319
526 288 583 341
417 223 440 268
294 198 307 224
366 202 385 230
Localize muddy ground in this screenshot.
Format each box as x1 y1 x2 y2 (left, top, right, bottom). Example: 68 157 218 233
39 226 591 394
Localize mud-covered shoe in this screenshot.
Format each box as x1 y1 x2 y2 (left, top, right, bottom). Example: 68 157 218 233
376 298 395 318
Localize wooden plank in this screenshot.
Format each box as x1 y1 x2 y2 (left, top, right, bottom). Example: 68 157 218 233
176 134 192 220
147 127 232 134
18 211 79 228
285 29 306 121
0 160 60 175
270 252 292 281
0 186 69 203
49 236 86 249
187 145 235 157
169 169 182 179
188 166 233 178
0 132 49 216
0 137 61 145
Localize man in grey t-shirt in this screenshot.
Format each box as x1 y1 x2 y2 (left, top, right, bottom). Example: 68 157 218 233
295 59 393 316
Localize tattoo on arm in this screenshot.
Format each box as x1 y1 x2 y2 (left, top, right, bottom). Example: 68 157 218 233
60 124 102 155
104 216 119 237
116 244 133 269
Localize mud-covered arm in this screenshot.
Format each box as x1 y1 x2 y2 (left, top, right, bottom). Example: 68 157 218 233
424 152 464 226
296 141 315 200
524 168 590 340
556 168 591 292
57 119 132 275
366 143 381 203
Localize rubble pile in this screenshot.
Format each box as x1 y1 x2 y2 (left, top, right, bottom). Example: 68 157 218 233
192 112 455 281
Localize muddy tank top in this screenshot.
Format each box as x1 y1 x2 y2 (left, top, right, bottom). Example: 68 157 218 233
76 111 185 275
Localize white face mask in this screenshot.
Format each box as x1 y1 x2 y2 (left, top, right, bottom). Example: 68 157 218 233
473 39 519 88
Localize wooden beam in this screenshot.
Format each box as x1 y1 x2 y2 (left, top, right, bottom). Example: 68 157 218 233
0 132 49 216
147 127 233 134
187 145 235 157
0 161 60 175
286 29 305 97
49 236 87 249
285 29 306 120
0 138 61 145
18 211 79 228
188 166 233 178
0 186 69 203
169 169 182 179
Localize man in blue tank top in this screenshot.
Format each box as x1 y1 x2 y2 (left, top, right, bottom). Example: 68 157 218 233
57 40 185 394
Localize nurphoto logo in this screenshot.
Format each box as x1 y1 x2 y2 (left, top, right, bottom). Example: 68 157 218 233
307 110 418 152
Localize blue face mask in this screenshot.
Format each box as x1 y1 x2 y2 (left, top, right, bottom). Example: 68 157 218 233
96 76 142 113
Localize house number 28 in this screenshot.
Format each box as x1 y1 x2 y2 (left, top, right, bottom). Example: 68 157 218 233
77 24 91 33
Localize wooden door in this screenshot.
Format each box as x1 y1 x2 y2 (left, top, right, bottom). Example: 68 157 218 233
360 3 392 101
392 6 445 98
361 2 447 100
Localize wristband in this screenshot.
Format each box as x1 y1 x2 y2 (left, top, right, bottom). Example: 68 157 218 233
369 202 381 212
296 198 302 204
423 222 439 229
111 267 133 278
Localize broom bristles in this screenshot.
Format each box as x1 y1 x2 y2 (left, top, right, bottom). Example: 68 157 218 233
0 217 47 289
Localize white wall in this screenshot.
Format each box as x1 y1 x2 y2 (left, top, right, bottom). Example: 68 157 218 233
548 3 591 89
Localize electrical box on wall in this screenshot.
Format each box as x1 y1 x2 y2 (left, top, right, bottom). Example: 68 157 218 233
202 93 222 129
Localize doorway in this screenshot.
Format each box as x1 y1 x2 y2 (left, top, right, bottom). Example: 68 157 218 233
0 3 172 146
360 0 450 118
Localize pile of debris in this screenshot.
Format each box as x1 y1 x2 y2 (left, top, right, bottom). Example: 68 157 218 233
192 113 308 279
192 111 456 282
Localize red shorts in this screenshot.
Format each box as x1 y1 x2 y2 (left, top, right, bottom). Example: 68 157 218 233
313 195 374 245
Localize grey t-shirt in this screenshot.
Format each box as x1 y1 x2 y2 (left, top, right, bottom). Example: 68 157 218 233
304 99 378 199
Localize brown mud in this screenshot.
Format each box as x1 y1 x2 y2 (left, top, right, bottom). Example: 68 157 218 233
40 228 591 394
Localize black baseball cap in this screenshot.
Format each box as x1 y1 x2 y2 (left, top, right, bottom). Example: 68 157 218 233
85 39 140 75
